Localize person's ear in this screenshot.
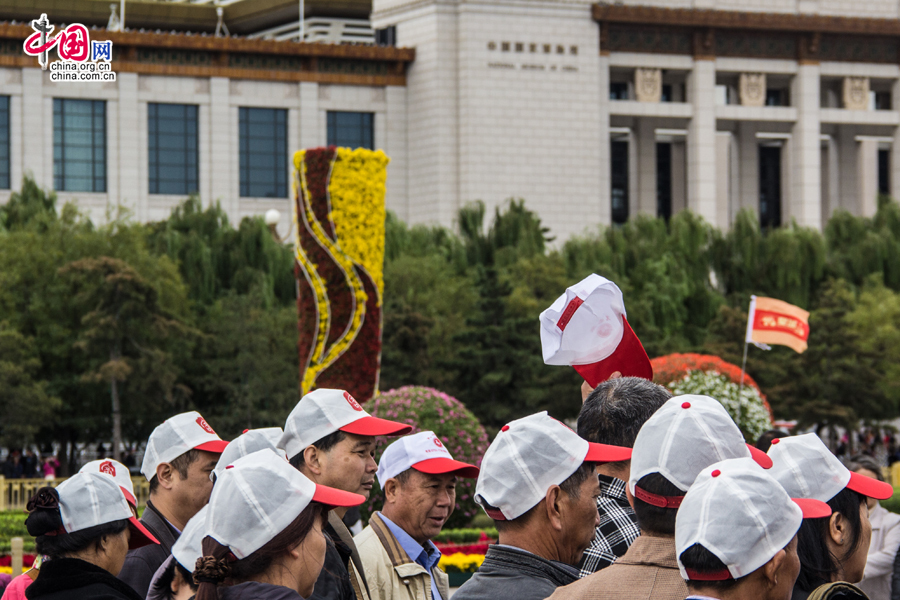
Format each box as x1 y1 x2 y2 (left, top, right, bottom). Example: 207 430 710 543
545 486 564 531
171 570 183 593
762 548 786 589
384 478 401 504
303 446 323 477
829 512 846 547
156 462 178 490
624 485 635 510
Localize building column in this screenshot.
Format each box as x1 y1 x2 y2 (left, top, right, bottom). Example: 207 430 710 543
384 85 409 222
790 63 821 229
891 79 900 203
838 126 858 214
21 68 47 189
636 119 656 216
716 131 731 227
737 122 759 216
117 73 142 218
598 54 611 226
208 77 234 213
858 138 879 217
687 59 717 225
298 82 319 149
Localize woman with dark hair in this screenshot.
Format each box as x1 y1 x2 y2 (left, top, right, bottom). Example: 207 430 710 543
768 434 894 600
22 472 159 600
192 449 365 600
851 455 900 600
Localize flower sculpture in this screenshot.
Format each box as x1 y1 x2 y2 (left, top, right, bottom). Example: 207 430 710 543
293 147 389 400
651 353 774 441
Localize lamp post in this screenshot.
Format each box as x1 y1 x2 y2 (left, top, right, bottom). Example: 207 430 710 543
265 209 292 243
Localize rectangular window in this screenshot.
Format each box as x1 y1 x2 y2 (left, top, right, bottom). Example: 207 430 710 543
610 82 629 100
327 111 374 149
759 145 782 229
611 140 629 225
0 96 9 189
239 107 287 198
878 149 890 195
149 103 198 195
54 98 106 192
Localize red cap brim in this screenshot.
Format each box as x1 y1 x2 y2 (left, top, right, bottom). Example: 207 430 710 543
312 484 367 508
847 470 894 500
573 318 653 388
413 457 480 479
194 440 229 454
128 517 160 549
584 441 632 463
792 497 833 519
747 444 773 469
119 486 137 508
340 416 413 438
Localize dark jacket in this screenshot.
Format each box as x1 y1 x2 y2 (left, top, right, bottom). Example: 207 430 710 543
794 582 870 600
452 545 579 600
310 515 359 600
25 558 144 600
118 500 180 598
219 582 304 600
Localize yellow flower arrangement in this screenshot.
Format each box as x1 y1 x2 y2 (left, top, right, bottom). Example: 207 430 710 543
438 553 485 574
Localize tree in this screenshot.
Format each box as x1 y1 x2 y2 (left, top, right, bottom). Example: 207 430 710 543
0 324 60 446
61 257 194 460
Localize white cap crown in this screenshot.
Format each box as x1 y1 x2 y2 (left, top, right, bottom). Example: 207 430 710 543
630 395 751 493
214 427 284 480
141 411 227 481
376 431 453 486
279 389 372 459
676 457 803 580
475 412 588 520
79 459 136 504
767 433 850 502
57 471 135 534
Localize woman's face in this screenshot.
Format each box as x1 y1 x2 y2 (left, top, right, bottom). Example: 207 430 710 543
853 468 880 511
291 514 327 598
840 500 872 584
170 568 196 600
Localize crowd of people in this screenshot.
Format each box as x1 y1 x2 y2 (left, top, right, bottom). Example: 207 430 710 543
1 379 899 600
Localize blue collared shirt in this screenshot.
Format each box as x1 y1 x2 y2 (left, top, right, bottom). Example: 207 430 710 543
378 512 443 600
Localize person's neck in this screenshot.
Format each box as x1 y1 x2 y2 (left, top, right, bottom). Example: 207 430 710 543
688 583 766 600
246 567 300 595
595 463 629 482
149 493 188 532
498 528 568 565
381 508 428 546
63 550 113 575
637 528 674 539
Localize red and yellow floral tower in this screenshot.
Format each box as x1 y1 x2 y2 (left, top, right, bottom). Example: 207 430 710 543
293 147 389 400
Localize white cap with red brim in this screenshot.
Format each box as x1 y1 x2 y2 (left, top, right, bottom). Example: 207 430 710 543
475 411 631 521
676 457 831 582
55 471 159 549
206 449 365 559
767 433 893 502
140 411 229 481
213 427 284 481
279 388 412 461
376 431 479 487
79 458 137 507
540 274 652 387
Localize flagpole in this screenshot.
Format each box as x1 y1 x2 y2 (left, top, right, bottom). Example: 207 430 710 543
739 340 748 393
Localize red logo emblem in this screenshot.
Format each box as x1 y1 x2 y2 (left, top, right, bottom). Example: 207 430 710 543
343 391 363 412
196 417 215 434
99 460 116 476
433 437 444 448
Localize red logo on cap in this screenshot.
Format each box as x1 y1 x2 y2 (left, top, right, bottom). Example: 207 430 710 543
196 417 215 434
343 391 363 412
433 437 444 448
99 460 116 476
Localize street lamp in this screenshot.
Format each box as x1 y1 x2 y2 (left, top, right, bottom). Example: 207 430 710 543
265 209 292 243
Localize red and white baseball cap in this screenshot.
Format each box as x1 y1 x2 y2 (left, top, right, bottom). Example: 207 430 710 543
140 411 229 481
55 471 159 549
475 412 631 521
376 431 479 486
676 457 831 582
206 449 365 559
767 433 893 502
629 396 773 508
213 427 285 481
540 274 652 387
279 389 412 460
79 458 137 507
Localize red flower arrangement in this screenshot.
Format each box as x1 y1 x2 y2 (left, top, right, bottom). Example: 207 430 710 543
650 353 773 419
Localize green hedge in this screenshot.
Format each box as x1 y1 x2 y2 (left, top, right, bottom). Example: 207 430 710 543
434 527 498 544
0 511 32 554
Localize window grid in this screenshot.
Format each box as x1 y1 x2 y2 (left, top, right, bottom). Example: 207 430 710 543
327 111 374 150
149 103 199 195
239 107 288 198
0 96 9 189
53 98 106 193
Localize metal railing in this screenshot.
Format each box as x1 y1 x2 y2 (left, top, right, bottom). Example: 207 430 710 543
0 476 150 511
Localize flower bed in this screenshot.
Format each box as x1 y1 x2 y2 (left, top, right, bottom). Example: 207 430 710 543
438 553 486 574
0 555 36 575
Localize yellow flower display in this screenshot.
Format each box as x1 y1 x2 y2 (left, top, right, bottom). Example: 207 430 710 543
438 553 486 574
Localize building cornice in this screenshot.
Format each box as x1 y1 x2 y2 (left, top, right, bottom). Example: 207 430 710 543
1 23 414 86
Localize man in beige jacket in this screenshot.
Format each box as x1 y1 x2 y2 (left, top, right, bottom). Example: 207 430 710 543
355 431 480 600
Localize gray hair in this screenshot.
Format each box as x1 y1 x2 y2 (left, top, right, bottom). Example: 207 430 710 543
577 377 672 447
849 454 884 482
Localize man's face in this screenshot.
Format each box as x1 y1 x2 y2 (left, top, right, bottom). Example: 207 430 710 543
317 433 378 498
773 534 801 600
171 450 219 519
558 464 601 565
387 470 457 545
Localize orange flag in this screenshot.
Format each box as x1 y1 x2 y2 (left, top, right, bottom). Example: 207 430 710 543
745 295 810 354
